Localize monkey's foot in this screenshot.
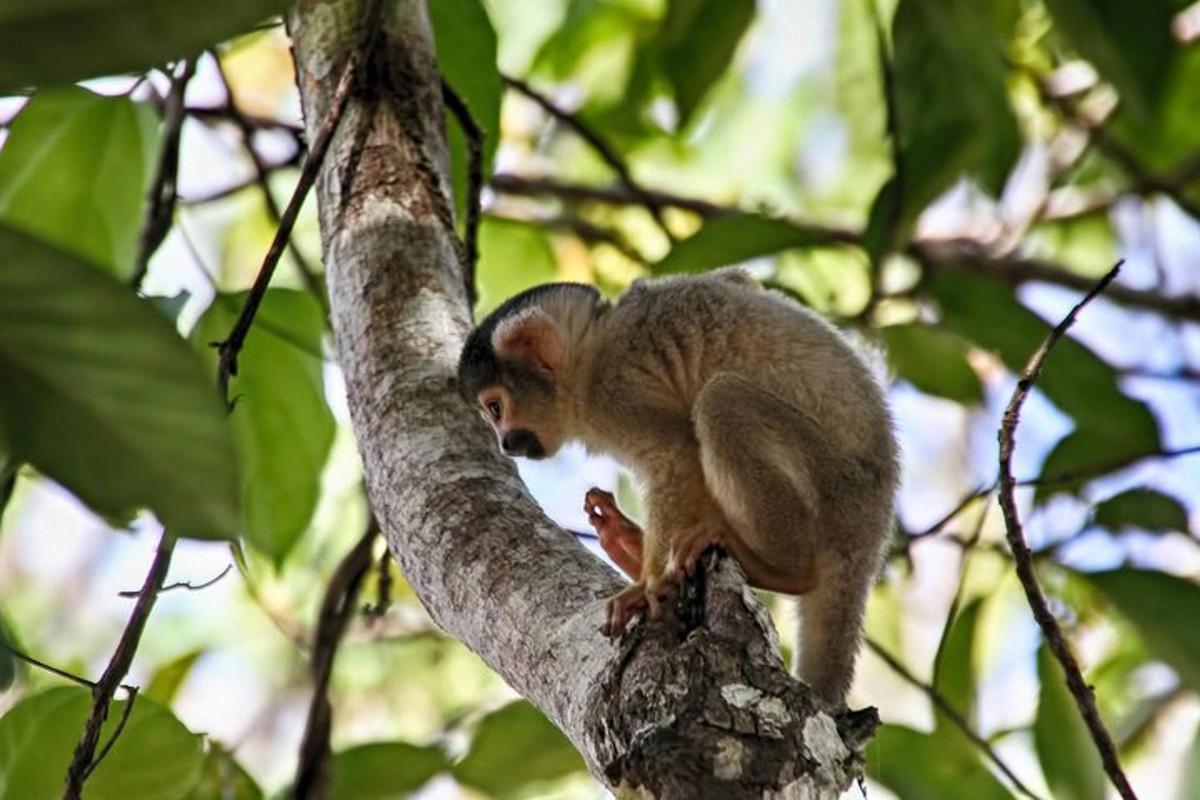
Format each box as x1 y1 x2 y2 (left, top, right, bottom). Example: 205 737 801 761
674 530 728 579
585 488 644 576
602 580 674 637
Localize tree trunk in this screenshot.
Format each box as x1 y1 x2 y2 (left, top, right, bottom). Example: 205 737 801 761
288 1 876 795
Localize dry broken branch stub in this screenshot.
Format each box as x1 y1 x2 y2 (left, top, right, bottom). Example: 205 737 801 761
289 0 876 795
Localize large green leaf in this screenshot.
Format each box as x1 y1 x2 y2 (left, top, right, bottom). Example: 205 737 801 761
654 214 838 275
0 225 239 540
193 291 333 563
0 0 291 93
657 0 754 126
928 272 1159 485
880 323 983 404
866 724 1013 800
429 0 502 227
188 743 262 800
475 217 559 316
1085 569 1200 693
0 686 204 800
0 87 159 281
1180 725 1200 800
1034 643 1104 800
1094 488 1188 534
882 0 1018 246
453 701 586 797
327 742 448 799
1041 0 1174 121
932 599 983 734
1107 47 1200 188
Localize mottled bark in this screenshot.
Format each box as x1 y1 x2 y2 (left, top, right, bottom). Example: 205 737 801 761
288 2 875 796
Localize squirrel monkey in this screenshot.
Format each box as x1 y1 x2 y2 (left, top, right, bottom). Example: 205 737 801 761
457 270 898 705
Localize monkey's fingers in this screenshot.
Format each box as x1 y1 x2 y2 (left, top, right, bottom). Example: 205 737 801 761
603 581 650 637
680 531 727 573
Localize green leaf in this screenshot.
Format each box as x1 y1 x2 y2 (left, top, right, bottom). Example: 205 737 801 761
927 272 1159 489
475 217 559 316
146 650 204 706
0 225 239 540
654 214 837 275
327 741 448 799
657 0 755 126
193 291 334 563
1179 724 1200 800
889 0 1018 236
453 701 586 797
1034 643 1105 800
1094 488 1188 534
0 0 291 93
1085 569 1200 693
1041 0 1174 121
189 743 262 800
0 87 159 281
429 0 502 227
0 615 17 692
880 323 983 403
932 599 983 734
0 686 204 800
1107 48 1200 179
866 724 1013 800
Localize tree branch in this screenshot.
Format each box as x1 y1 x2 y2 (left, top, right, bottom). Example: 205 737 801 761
996 261 1138 800
63 530 176 799
439 78 484 307
131 58 195 289
214 0 378 403
501 77 676 242
211 52 329 317
294 522 377 799
290 2 872 795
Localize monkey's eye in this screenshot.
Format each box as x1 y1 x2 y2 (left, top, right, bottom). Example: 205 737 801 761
486 400 502 421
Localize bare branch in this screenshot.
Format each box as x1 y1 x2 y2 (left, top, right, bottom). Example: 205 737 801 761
63 530 177 799
996 260 1138 800
215 0 381 403
0 643 97 689
502 76 676 242
440 78 484 307
211 52 328 317
865 638 1043 800
293 522 377 799
117 563 233 598
131 58 195 289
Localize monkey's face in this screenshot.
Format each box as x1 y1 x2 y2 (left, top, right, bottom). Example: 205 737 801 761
476 380 565 460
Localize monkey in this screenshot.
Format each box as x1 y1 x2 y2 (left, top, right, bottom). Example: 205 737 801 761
456 270 898 706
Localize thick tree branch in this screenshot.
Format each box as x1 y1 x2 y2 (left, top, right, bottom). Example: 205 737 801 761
996 261 1138 800
289 1 871 795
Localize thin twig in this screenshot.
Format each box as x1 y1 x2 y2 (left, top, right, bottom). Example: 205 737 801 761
363 549 394 620
865 638 1043 800
0 643 97 688
179 148 305 205
215 3 378 403
440 78 484 306
1019 443 1200 490
908 485 993 541
184 103 305 135
293 522 378 799
211 52 329 317
996 260 1138 800
486 210 647 264
117 563 233 598
131 58 195 289
63 530 177 799
84 687 137 779
502 76 676 243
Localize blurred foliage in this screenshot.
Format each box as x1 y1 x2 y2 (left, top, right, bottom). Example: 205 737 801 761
3 0 1200 797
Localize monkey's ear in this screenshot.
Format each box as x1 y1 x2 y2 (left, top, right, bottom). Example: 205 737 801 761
493 309 563 375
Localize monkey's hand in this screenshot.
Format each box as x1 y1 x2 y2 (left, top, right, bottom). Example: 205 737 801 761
584 488 643 580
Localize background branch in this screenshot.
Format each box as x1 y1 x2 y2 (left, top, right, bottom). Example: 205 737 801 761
996 261 1138 800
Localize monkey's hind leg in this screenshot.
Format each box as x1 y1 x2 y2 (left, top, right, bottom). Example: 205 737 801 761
692 374 820 594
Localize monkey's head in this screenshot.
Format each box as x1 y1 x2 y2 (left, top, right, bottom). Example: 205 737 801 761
457 284 602 460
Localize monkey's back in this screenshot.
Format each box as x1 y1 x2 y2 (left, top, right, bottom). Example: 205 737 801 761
595 270 895 470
